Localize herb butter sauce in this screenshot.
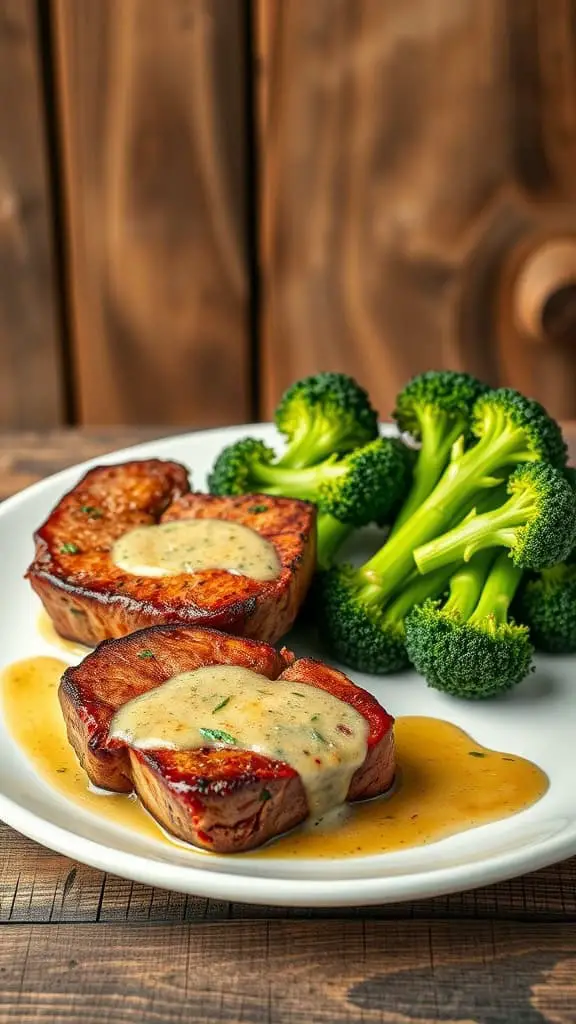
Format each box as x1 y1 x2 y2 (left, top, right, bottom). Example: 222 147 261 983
109 665 370 817
111 519 281 581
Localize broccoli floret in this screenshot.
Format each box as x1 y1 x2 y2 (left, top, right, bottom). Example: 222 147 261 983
317 562 454 674
405 551 533 698
414 462 576 574
274 372 379 469
516 563 576 653
209 434 412 537
349 388 568 608
391 370 489 533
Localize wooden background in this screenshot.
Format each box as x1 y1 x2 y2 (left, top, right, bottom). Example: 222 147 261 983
4 0 576 430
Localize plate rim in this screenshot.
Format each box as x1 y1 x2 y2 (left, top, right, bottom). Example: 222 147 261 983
1 423 575 908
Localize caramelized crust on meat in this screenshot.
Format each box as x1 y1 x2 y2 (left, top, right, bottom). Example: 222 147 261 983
60 625 395 853
27 461 316 646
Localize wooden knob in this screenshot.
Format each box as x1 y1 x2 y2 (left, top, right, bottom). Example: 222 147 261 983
514 239 576 345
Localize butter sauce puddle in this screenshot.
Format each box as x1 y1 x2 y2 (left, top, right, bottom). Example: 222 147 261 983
2 656 549 860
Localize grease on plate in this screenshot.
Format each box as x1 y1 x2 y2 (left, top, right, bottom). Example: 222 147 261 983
2 656 548 859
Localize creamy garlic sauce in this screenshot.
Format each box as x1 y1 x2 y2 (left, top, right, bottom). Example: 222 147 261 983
109 665 369 817
2 657 549 859
111 519 281 581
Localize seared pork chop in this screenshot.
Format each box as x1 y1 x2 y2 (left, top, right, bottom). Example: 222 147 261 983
60 625 395 853
27 460 316 647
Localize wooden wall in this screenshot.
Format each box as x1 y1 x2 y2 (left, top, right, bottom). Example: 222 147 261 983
3 0 576 428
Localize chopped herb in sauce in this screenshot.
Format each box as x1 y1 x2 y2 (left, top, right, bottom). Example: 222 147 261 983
260 788 272 802
212 696 231 713
468 751 486 758
311 728 327 744
80 505 103 518
199 727 237 745
70 608 84 616
60 542 80 554
311 714 319 722
138 650 155 660
248 504 269 514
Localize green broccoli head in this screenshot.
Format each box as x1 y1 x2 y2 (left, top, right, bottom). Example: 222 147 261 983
414 461 576 574
316 565 410 674
516 563 576 653
504 462 576 568
207 437 276 496
394 370 489 441
405 600 534 699
470 388 567 470
274 372 379 469
317 437 413 527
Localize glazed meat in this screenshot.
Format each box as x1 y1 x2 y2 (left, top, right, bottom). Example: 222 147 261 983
60 625 396 853
27 460 316 647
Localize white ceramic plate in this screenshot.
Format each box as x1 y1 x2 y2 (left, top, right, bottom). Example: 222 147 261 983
0 424 575 907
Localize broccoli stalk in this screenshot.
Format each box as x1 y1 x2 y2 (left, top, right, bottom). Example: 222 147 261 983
346 389 568 608
273 372 379 469
390 370 489 535
315 513 356 572
413 462 576 575
209 436 413 569
405 551 533 698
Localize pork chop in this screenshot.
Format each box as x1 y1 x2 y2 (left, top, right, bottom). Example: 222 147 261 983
27 460 316 646
59 625 395 853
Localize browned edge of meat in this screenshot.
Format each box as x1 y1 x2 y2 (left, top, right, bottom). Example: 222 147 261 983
26 460 316 646
59 626 395 853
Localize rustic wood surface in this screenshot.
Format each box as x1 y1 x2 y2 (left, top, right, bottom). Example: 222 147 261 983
257 0 576 421
1 426 575 1024
52 0 251 427
0 0 64 429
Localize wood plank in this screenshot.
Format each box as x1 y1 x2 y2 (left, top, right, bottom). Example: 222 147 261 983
2 823 576 926
257 0 576 421
0 920 575 1022
52 0 250 427
0 426 180 499
0 0 64 427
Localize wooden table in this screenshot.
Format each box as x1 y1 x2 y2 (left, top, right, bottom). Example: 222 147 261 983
1 428 575 1024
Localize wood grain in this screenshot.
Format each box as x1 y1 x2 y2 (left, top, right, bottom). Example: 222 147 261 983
0 426 179 499
52 0 250 427
257 0 576 421
1 823 576 925
0 920 575 1023
0 0 64 428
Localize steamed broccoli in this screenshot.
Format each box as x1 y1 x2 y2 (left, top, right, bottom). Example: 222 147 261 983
516 563 576 653
511 463 576 653
405 551 533 698
343 388 567 610
391 370 489 533
317 562 455 674
208 436 413 569
274 372 379 469
413 462 576 575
